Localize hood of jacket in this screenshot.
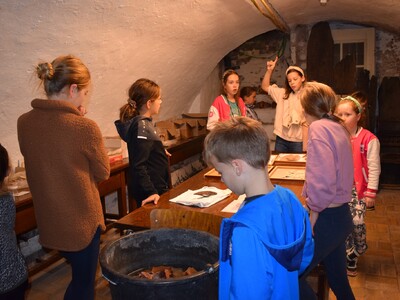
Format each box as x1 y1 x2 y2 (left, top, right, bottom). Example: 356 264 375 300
114 115 148 143
220 185 313 272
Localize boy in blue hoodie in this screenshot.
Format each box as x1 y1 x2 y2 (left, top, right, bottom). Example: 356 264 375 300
203 116 314 300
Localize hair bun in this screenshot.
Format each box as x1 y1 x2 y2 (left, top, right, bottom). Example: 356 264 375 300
36 62 54 80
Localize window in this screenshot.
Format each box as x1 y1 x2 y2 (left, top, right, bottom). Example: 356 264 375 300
331 28 375 76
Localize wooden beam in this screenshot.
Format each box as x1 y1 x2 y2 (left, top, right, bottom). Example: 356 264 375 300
250 0 290 33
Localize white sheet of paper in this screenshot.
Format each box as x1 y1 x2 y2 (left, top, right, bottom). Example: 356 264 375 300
169 186 232 208
12 190 30 197
221 194 246 213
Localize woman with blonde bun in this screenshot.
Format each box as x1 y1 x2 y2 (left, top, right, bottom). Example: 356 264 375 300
18 55 110 300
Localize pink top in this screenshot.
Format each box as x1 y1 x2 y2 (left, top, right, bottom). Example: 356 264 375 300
207 95 246 130
302 118 354 212
351 128 381 199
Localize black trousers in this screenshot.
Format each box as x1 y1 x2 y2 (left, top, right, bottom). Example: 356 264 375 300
299 205 355 300
60 226 101 300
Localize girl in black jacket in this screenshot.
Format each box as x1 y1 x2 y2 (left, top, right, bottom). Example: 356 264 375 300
115 78 170 209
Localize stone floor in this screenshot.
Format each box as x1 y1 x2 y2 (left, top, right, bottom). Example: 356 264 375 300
25 188 400 300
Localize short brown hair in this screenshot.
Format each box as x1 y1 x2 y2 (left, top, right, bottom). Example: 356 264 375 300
240 86 257 99
203 116 270 169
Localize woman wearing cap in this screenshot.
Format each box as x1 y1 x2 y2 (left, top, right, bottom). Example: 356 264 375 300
261 56 308 153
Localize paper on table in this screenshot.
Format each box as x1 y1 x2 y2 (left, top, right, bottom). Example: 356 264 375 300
169 186 232 208
276 153 306 163
12 190 30 197
204 168 221 177
268 154 277 165
221 194 246 213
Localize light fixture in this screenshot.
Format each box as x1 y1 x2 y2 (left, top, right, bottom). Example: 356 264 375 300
320 0 329 5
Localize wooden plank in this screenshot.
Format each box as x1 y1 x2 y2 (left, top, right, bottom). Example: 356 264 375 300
307 21 334 87
150 209 223 237
334 54 356 94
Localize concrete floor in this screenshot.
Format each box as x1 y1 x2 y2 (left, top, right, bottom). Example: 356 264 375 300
25 188 400 300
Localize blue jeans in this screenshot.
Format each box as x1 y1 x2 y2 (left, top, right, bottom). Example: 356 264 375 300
60 227 101 300
275 135 303 153
299 205 355 300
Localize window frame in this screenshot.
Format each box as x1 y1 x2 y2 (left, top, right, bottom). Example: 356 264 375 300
331 28 375 76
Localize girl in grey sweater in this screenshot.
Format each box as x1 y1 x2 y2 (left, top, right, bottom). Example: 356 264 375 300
0 143 28 299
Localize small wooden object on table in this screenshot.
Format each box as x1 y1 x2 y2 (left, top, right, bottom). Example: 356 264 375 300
269 165 306 182
274 153 307 166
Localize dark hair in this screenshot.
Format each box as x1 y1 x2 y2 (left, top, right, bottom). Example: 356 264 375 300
351 91 368 107
299 81 341 123
0 144 9 186
221 69 240 102
240 86 257 99
283 68 305 99
203 116 270 169
119 78 161 122
351 90 368 127
36 55 91 96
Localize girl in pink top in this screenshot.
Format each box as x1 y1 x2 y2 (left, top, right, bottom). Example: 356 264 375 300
207 69 246 130
336 95 381 276
299 82 355 300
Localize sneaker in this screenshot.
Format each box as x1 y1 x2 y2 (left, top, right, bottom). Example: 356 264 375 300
347 258 358 277
346 247 359 261
366 206 375 211
347 268 358 277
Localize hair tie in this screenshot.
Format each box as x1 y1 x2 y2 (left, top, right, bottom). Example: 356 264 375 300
341 96 363 114
322 113 330 119
128 99 137 109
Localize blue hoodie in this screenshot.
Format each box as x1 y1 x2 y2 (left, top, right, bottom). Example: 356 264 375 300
219 185 314 300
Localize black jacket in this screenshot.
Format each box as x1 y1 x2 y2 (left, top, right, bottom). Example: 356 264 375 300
115 115 169 206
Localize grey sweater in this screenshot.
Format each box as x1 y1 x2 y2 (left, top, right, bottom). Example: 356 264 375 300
0 192 28 293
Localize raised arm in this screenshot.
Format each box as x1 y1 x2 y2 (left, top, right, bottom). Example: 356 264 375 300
261 56 278 93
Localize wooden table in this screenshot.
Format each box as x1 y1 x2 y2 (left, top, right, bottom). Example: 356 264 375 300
14 158 131 236
114 167 305 232
167 134 206 166
98 158 130 221
13 159 131 276
13 135 207 276
14 134 207 235
14 192 37 237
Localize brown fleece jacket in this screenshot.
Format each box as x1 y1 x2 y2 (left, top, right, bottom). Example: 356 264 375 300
17 99 110 251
